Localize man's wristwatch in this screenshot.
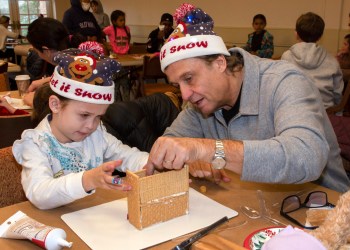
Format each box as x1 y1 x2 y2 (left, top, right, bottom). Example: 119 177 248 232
211 140 226 169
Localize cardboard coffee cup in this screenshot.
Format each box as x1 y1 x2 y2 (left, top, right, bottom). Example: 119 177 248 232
15 75 30 97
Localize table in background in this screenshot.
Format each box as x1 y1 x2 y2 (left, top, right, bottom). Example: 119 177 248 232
0 170 340 250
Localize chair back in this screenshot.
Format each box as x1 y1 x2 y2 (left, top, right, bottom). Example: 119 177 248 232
0 146 27 208
142 55 167 81
0 114 34 148
0 61 8 74
0 61 9 91
129 42 148 54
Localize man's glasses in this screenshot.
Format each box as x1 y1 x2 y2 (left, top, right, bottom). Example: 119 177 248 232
280 191 335 230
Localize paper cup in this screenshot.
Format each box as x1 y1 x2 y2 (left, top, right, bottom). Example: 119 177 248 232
15 75 30 97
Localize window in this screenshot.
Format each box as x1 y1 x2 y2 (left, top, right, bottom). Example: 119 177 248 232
0 0 53 35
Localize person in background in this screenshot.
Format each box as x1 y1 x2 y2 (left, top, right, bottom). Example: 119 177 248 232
336 34 350 69
281 12 343 109
24 18 87 106
0 96 29 116
12 51 150 210
90 0 110 30
144 3 350 193
62 0 101 41
103 10 130 55
242 14 274 58
146 13 174 53
0 16 24 63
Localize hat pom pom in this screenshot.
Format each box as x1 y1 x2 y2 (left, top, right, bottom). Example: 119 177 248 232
173 3 195 24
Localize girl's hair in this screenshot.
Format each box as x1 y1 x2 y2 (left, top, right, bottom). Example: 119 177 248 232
110 10 130 41
90 0 99 6
253 14 267 24
32 83 69 126
27 17 70 52
198 51 244 74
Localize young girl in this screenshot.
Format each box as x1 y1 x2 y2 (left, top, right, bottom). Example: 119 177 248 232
12 51 149 210
103 10 131 55
336 34 350 69
242 14 274 58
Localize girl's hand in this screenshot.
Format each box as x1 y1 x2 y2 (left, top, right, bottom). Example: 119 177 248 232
82 160 132 192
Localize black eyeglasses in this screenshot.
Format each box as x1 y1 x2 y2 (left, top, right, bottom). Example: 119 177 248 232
280 191 335 230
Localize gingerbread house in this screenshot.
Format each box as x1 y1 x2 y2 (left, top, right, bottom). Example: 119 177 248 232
126 165 189 230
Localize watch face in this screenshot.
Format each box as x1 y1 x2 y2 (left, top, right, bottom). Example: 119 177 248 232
212 157 226 169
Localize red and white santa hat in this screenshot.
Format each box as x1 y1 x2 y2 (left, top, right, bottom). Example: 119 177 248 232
50 51 121 104
160 3 230 71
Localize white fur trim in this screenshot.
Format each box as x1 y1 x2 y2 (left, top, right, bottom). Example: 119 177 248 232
160 35 230 71
50 68 114 104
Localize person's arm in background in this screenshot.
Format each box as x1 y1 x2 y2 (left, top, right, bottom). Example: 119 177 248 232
332 63 345 106
241 33 253 52
0 96 28 115
146 29 159 53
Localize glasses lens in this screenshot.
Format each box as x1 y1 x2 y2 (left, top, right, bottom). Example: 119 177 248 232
305 192 327 207
282 196 300 213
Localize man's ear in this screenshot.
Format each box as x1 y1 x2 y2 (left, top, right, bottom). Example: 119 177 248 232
48 95 61 113
214 55 227 73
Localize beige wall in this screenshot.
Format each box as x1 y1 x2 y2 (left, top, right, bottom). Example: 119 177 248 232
54 0 350 57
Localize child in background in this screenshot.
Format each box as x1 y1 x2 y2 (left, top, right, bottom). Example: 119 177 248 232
12 51 149 210
336 34 350 69
103 10 130 55
281 12 344 109
242 14 274 58
90 0 110 30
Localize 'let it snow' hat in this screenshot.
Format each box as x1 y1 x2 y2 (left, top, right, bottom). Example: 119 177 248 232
50 51 121 104
159 3 229 71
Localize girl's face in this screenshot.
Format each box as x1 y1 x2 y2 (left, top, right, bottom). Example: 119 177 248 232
113 15 125 28
91 4 98 13
50 97 109 143
252 18 266 34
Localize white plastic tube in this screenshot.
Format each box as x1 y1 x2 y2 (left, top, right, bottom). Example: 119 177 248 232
0 211 72 250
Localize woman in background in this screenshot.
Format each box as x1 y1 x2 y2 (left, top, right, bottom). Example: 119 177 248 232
91 0 110 29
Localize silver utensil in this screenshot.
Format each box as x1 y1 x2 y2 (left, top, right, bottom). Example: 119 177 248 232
240 205 288 226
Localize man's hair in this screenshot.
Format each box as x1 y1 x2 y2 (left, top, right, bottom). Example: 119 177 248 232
296 12 325 42
0 15 10 24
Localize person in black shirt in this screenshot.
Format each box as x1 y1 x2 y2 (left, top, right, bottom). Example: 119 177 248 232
146 13 174 53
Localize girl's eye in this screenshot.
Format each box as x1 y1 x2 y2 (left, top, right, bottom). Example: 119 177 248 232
81 113 89 118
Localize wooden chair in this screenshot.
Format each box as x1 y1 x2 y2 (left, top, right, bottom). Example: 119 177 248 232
140 55 179 96
0 146 27 208
129 42 148 54
0 114 34 148
0 61 9 91
327 80 350 114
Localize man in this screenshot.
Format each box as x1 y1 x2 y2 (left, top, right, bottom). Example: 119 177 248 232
144 3 350 193
0 16 23 63
62 0 101 41
146 13 174 53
